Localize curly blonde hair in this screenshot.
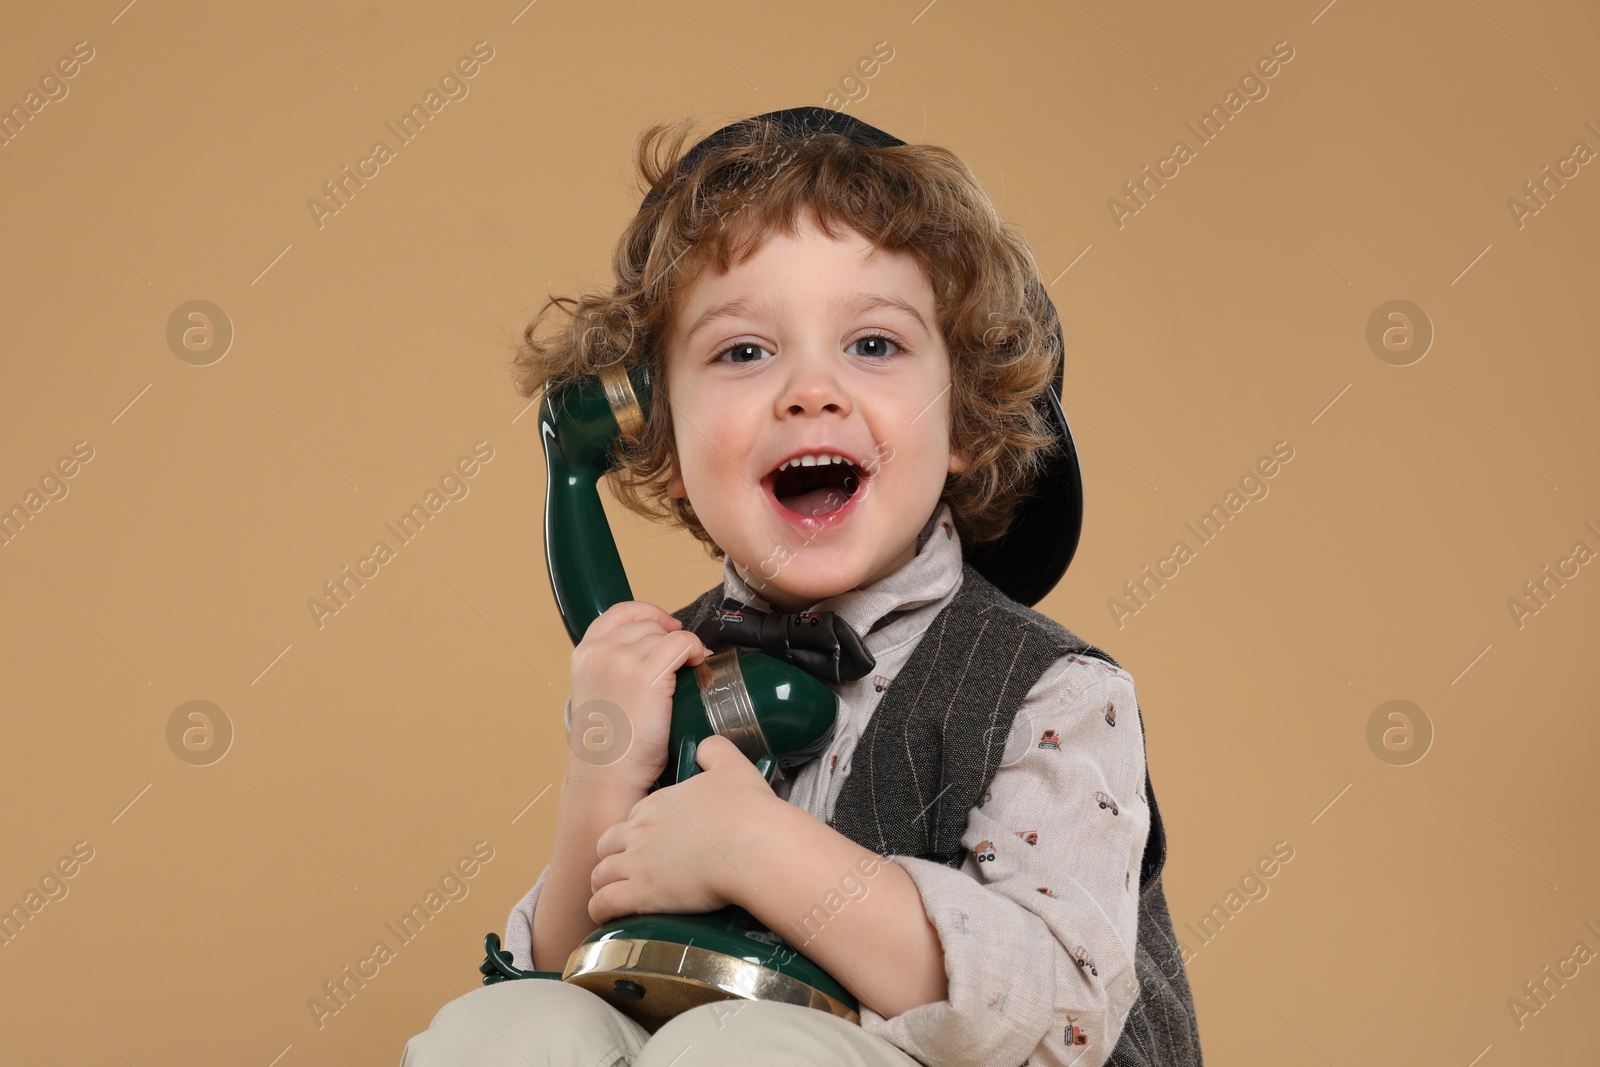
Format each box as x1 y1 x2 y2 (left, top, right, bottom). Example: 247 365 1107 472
509 112 1065 561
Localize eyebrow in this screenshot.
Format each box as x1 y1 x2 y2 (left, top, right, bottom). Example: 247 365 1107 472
680 291 933 347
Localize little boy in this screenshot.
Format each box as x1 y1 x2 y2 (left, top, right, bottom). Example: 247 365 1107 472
402 107 1202 1066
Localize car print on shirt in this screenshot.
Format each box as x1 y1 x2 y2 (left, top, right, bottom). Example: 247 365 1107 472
872 674 890 693
975 841 997 864
1064 1016 1090 1046
1104 701 1117 727
940 519 954 539
1071 945 1098 976
1015 829 1038 846
1035 886 1056 897
1094 791 1119 815
1037 728 1061 750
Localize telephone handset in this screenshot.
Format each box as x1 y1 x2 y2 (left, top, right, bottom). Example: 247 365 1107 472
479 361 862 1032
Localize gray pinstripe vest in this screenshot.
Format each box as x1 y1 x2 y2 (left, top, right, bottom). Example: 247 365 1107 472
672 562 1203 1065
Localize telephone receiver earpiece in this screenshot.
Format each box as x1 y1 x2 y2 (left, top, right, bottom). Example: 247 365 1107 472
539 361 652 647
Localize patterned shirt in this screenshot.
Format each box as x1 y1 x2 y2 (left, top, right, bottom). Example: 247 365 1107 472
504 501 1150 1066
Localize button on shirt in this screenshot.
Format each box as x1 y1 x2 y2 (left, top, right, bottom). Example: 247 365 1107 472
503 501 1150 1067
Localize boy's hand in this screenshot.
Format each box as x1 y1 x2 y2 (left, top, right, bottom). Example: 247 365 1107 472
588 734 779 924
568 600 709 796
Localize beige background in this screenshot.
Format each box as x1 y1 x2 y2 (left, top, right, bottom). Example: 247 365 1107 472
2 0 1596 1063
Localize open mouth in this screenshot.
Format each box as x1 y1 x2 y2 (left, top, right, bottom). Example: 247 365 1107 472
766 457 865 517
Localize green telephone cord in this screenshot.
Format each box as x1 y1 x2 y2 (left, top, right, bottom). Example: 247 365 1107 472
480 932 562 984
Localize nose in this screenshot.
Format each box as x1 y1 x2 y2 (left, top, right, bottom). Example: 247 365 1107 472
774 340 852 419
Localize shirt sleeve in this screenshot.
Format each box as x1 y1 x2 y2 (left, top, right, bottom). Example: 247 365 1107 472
503 864 550 971
857 653 1150 1067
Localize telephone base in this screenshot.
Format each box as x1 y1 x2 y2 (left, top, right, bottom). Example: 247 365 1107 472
563 935 861 1033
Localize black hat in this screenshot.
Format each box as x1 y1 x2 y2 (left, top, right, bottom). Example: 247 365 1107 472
639 107 1083 608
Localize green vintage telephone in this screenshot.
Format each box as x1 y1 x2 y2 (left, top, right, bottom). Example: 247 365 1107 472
479 359 862 1032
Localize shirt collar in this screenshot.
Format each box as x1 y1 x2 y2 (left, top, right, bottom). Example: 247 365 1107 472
723 500 963 640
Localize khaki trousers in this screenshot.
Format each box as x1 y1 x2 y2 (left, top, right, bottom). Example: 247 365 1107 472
400 979 925 1066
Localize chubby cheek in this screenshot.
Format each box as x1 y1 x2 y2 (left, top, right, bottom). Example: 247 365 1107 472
683 432 735 493
677 436 749 523
885 410 945 474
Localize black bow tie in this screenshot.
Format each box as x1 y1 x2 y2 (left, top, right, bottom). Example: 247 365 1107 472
693 599 876 685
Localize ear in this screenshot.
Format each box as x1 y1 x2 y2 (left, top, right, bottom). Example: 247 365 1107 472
948 444 969 475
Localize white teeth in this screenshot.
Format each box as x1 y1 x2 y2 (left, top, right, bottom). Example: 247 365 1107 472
777 453 851 472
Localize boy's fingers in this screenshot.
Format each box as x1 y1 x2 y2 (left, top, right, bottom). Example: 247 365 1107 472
625 626 709 667
583 600 678 641
582 607 688 659
572 620 653 674
693 733 739 767
601 619 684 652
643 629 709 688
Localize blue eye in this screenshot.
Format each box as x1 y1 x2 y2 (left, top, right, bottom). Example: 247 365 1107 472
712 334 904 364
713 342 773 365
847 334 902 359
